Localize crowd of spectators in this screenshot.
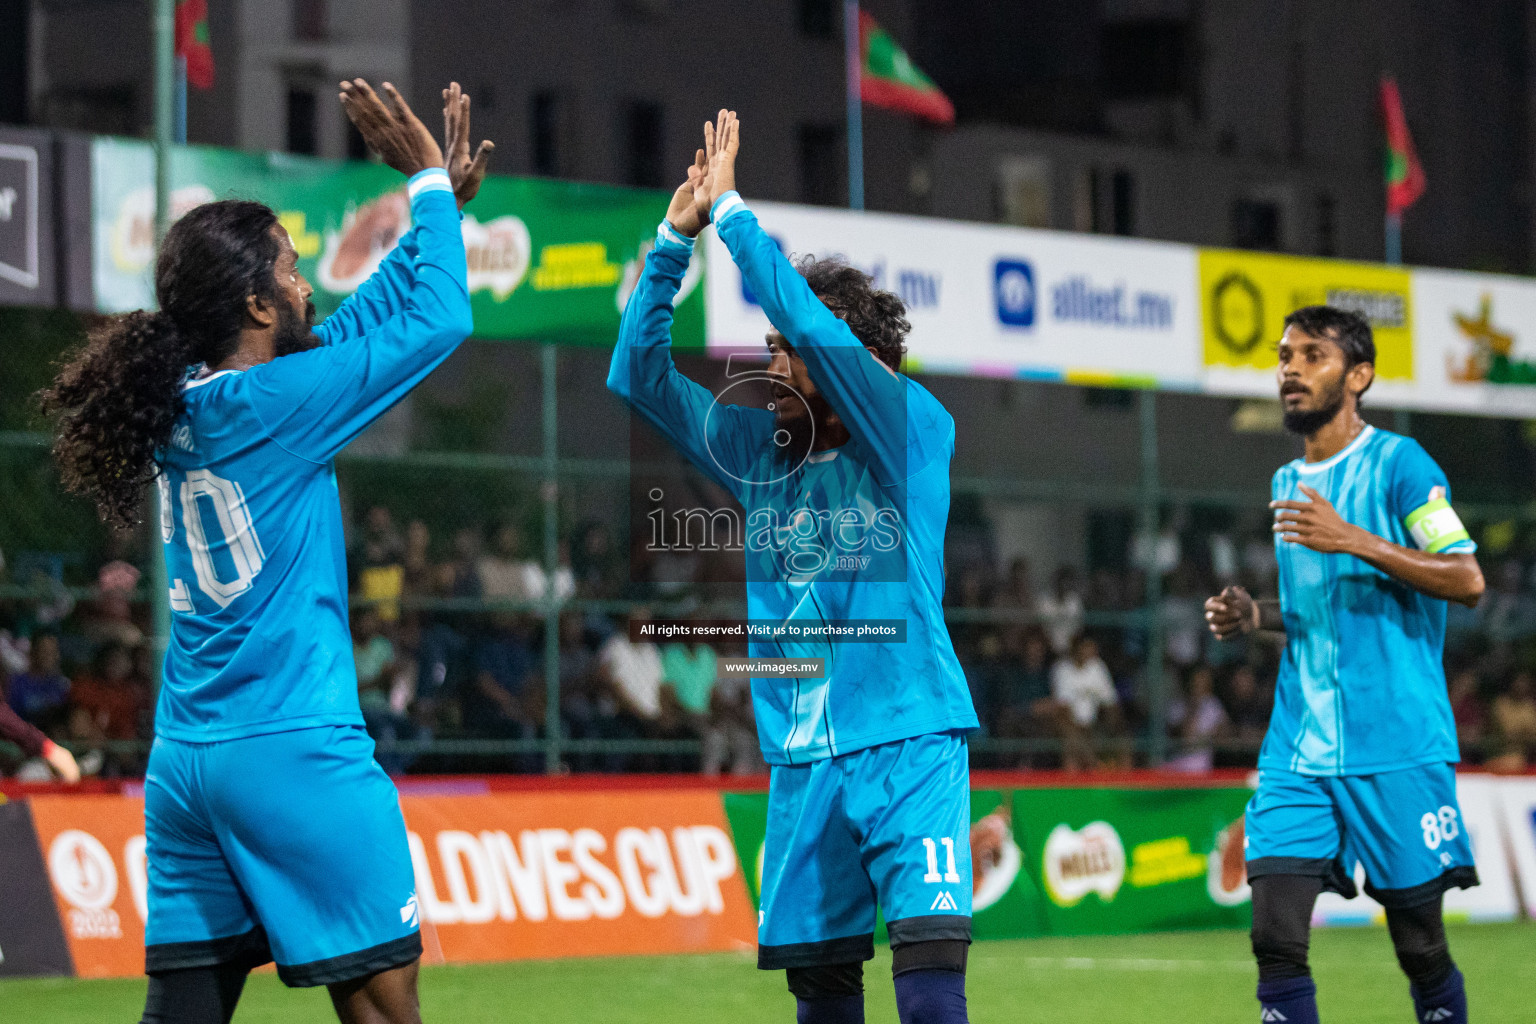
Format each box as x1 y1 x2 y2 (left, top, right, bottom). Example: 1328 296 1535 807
7 506 1536 779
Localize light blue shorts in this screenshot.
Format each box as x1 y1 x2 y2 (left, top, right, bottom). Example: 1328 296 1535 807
143 725 421 985
757 730 972 969
1245 762 1478 906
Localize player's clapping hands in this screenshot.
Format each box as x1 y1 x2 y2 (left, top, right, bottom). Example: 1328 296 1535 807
665 148 710 238
441 81 494 209
692 108 741 225
340 79 444 178
1272 484 1365 554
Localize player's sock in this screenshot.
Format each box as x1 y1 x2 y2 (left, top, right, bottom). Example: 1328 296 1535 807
796 995 864 1024
1410 965 1467 1024
893 969 967 1024
1256 975 1320 1024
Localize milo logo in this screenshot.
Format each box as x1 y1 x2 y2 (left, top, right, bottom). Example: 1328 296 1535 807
1042 821 1126 907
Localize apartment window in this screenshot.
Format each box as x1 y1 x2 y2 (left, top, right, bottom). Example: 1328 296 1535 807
798 0 837 40
798 124 843 206
1315 193 1336 257
1090 167 1135 235
532 91 561 176
1101 19 1189 100
293 0 327 42
286 87 318 155
1232 198 1281 251
624 101 665 188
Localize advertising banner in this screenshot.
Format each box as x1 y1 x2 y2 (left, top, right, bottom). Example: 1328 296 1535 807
89 137 701 346
1494 777 1536 919
0 799 74 978
705 201 1201 389
1409 268 1536 416
399 791 755 963
27 794 149 979
1011 786 1252 936
0 126 56 308
20 789 755 978
1309 774 1519 926
1199 248 1413 398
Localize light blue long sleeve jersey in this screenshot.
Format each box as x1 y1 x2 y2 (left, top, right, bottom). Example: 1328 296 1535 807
154 168 472 741
607 194 977 765
1266 425 1477 776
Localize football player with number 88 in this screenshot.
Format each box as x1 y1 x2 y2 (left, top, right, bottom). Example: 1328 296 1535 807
1204 306 1485 1024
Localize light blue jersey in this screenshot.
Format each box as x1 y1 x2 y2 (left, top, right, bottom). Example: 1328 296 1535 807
1266 426 1476 776
608 197 977 765
153 168 471 742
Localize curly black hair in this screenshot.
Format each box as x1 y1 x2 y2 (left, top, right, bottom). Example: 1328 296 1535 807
795 255 909 370
39 200 282 528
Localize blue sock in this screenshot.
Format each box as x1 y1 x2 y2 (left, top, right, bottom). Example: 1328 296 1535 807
893 969 968 1024
1257 976 1320 1024
796 994 863 1024
1411 965 1467 1024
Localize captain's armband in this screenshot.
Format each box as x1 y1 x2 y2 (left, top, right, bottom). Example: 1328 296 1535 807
1405 496 1472 553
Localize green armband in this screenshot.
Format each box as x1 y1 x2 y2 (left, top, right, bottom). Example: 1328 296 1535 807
1405 497 1472 553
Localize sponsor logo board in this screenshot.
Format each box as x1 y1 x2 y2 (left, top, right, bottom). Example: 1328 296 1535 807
706 201 1199 387
1199 249 1413 398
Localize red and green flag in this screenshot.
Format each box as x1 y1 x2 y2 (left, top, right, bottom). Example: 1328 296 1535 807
176 0 214 91
859 11 954 125
1381 75 1424 215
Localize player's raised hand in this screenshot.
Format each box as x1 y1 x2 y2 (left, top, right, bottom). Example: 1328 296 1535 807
1272 484 1364 554
339 79 444 179
666 149 709 238
1205 585 1257 639
442 81 494 210
693 108 741 224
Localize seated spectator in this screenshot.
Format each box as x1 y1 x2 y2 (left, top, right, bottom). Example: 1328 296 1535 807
1447 669 1486 755
68 642 151 741
1223 664 1272 748
992 556 1034 610
988 627 1061 766
478 522 544 603
353 506 406 621
703 662 764 776
402 520 436 597
595 609 665 768
470 615 537 740
1488 670 1536 773
7 633 70 732
1165 664 1231 773
1050 634 1128 770
1037 567 1085 655
438 527 485 598
661 641 716 721
79 561 144 648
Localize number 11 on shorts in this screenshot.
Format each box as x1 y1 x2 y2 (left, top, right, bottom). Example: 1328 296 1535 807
922 837 962 884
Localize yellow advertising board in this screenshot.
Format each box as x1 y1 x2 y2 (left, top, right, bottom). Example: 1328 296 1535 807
1199 249 1413 381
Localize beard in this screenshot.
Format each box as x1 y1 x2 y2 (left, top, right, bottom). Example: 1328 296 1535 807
1281 375 1347 436
773 406 817 466
274 300 321 357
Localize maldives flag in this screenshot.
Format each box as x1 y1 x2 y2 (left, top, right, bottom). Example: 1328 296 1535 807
859 11 954 125
176 0 214 90
1381 76 1424 215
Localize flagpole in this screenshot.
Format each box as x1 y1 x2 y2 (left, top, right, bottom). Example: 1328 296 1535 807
1384 212 1402 265
175 54 188 145
844 0 864 210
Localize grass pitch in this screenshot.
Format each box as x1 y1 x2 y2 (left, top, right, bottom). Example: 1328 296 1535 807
4 924 1531 1022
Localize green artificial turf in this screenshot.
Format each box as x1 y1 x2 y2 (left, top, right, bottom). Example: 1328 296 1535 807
3 924 1531 1022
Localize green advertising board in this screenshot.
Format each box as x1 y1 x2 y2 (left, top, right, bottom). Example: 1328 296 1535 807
89 137 703 346
722 784 1252 942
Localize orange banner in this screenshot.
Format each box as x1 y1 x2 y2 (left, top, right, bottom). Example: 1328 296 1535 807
402 791 755 963
25 789 756 978
28 794 149 978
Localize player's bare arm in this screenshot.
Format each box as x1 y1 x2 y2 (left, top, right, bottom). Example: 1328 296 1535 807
666 148 709 238
440 81 494 208
694 107 740 221
1272 483 1485 606
1204 586 1282 639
